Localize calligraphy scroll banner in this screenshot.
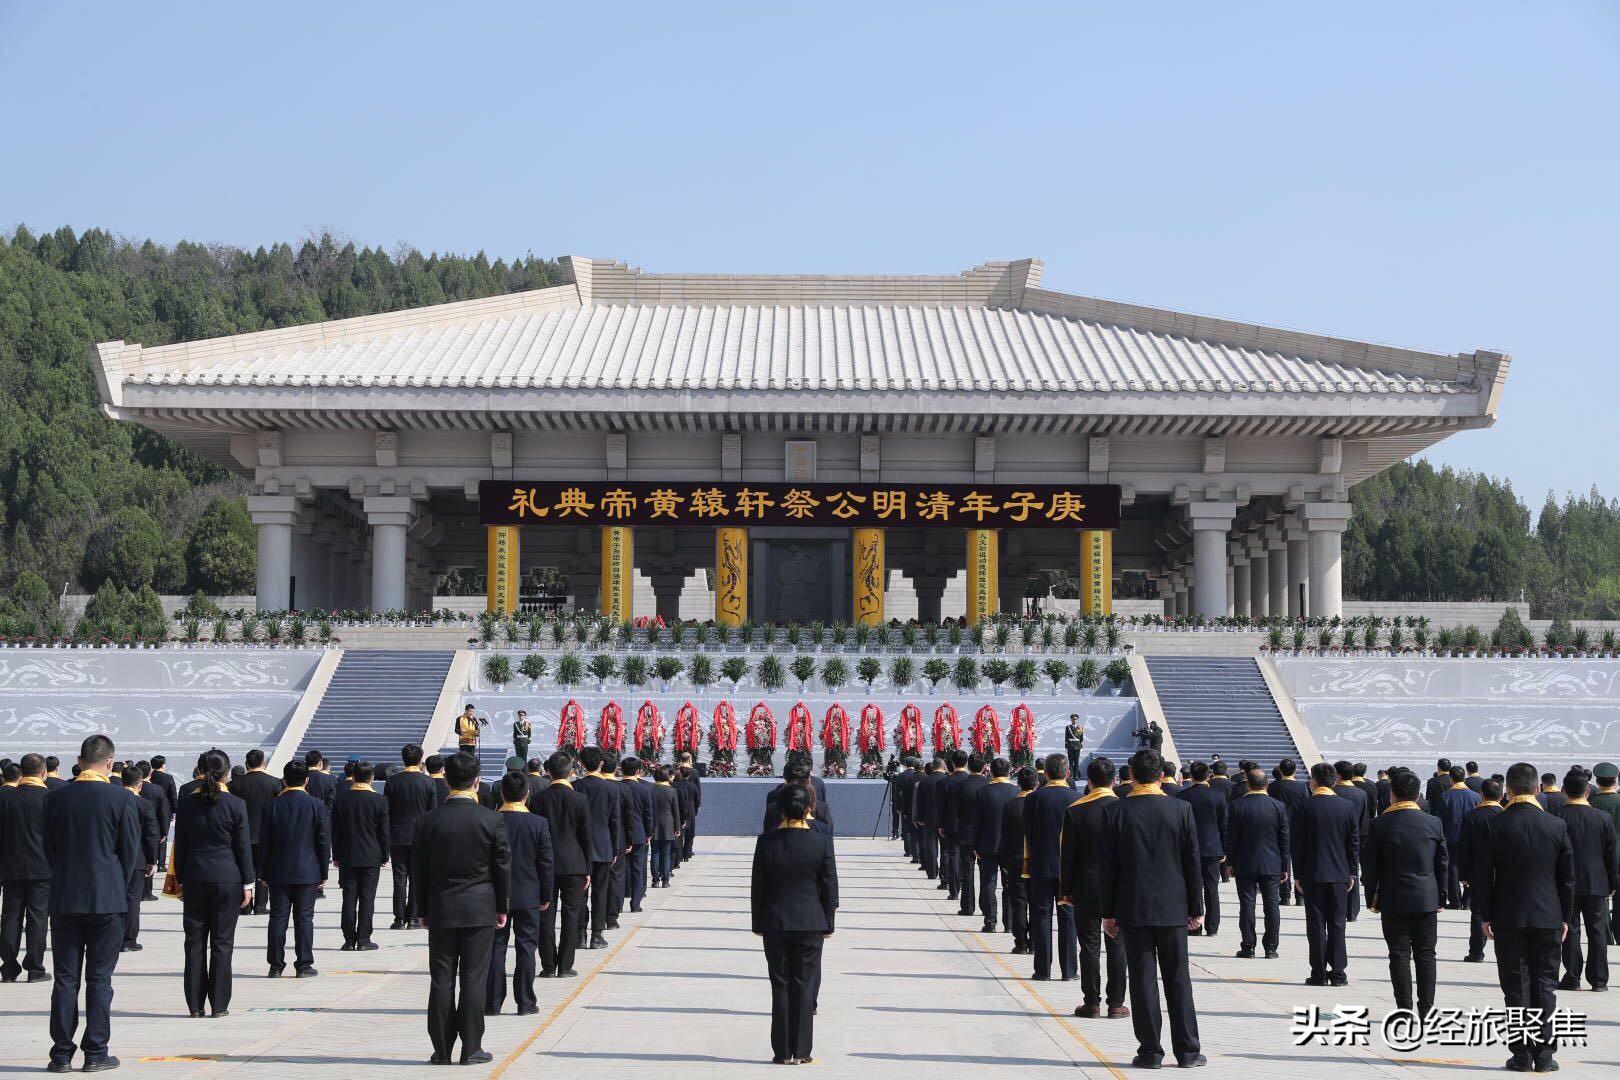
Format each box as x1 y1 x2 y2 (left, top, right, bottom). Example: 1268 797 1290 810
966 529 998 627
852 528 885 626
600 526 634 622
1079 529 1113 617
715 527 748 627
486 526 520 615
482 480 1120 530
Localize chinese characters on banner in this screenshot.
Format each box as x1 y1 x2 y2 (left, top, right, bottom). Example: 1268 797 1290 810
1080 529 1112 616
486 526 519 614
601 527 633 622
966 529 998 626
481 481 1121 530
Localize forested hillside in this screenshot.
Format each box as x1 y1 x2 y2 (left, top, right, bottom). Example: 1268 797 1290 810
1 225 1616 622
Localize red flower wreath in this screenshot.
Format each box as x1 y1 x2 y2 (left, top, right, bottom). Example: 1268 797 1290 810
786 702 815 754
598 701 626 752
971 704 1002 757
634 700 664 757
933 703 962 754
557 699 588 750
858 704 886 754
895 703 924 755
673 702 702 754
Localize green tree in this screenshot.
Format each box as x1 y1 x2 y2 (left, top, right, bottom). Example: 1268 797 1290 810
80 506 166 591
187 497 256 594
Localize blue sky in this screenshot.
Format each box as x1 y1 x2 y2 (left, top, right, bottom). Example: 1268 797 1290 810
2 1 1615 506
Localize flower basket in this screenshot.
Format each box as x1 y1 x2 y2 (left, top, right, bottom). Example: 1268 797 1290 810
970 704 1002 758
557 699 588 752
745 702 777 776
933 703 962 755
598 701 626 753
634 701 665 764
708 700 739 777
857 703 886 777
894 703 924 758
673 701 703 759
821 703 851 778
1008 703 1036 770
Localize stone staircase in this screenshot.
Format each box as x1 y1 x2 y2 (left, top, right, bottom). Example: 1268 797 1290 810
1143 656 1301 766
296 650 454 766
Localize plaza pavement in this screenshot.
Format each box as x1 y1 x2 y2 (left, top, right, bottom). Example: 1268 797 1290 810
2 837 1616 1077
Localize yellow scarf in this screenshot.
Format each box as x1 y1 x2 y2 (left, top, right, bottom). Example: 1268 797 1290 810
1070 788 1117 807
779 819 810 830
1507 794 1543 809
550 778 574 789
989 777 1012 785
1567 796 1590 806
16 776 45 789
1129 782 1165 797
75 769 109 783
1311 786 1337 797
447 791 478 802
500 802 530 813
1385 800 1421 812
349 782 375 793
1450 782 1470 791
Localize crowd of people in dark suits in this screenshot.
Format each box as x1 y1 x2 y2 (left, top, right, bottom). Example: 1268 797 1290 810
888 748 1620 1073
0 736 704 1070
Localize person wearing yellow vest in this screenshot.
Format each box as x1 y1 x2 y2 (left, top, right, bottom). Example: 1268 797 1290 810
456 705 484 754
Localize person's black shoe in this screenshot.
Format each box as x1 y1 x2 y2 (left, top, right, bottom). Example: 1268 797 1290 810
1505 1055 1533 1072
606 920 620 930
461 1051 492 1066
516 1006 539 1016
557 969 578 978
1131 1054 1163 1069
1061 974 1079 981
1328 974 1348 987
210 1010 229 1018
1304 976 1327 986
1463 953 1485 963
390 920 407 931
295 967 319 978
1031 973 1050 981
1534 1058 1560 1073
982 924 996 934
190 1011 205 1018
1176 1054 1207 1068
359 941 380 951
630 905 643 913
589 935 608 949
119 943 141 953
46 1061 73 1074
1263 949 1278 960
1558 976 1580 991
428 1054 450 1066
340 942 357 951
267 966 284 978
81 1057 120 1073
539 968 556 978
1590 984 1608 992
1235 948 1255 959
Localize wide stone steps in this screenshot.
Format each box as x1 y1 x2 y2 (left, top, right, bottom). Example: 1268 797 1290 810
297 650 454 767
1145 656 1301 766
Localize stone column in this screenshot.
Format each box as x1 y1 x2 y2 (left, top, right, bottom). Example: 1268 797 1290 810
1231 547 1251 618
1246 536 1269 619
650 571 687 625
1188 502 1237 619
965 529 998 626
852 528 885 626
1173 569 1190 617
363 496 414 613
1301 503 1352 619
715 527 749 626
1286 513 1310 620
247 495 298 613
1266 524 1290 619
1158 575 1175 619
1225 566 1235 618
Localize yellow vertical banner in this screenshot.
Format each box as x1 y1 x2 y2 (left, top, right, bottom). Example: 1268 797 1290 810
486 526 520 614
1079 529 1113 616
965 529 999 626
852 528 885 626
714 527 748 627
600 526 634 622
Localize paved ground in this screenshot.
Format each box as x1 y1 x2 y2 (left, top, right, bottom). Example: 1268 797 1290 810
2 838 1616 1077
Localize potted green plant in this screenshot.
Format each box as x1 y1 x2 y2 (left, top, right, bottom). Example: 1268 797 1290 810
722 655 749 690
1042 658 1071 695
1103 658 1131 695
519 653 548 687
688 654 713 691
654 655 683 689
483 653 512 689
557 652 583 688
589 653 618 689
758 654 786 692
952 657 980 693
1076 658 1101 692
623 655 649 689
982 657 1011 695
791 654 818 692
1012 658 1038 695
889 655 915 692
923 658 949 693
821 657 849 693
857 656 882 692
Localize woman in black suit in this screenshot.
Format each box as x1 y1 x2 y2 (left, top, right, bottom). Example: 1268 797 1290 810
172 749 255 1018
751 784 838 1065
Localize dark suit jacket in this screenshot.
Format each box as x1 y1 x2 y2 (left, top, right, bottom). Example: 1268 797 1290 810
674 778 697 835
1059 790 1121 912
1474 802 1576 929
537 782 592 877
576 774 623 862
1175 783 1229 859
1334 781 1372 838
306 769 338 814
1437 786 1482 844
1539 790 1570 812
914 771 946 826
998 793 1030 872
260 790 331 886
973 780 1019 858
1352 778 1379 817
0 783 50 880
411 798 511 927
1208 775 1234 802
1290 791 1360 885
895 770 920 818
1464 774 1485 793
228 769 282 844
1227 790 1289 879
500 808 554 910
131 787 162 868
1423 774 1450 816
332 787 391 868
1455 802 1501 884
653 783 683 843
764 781 835 833
173 790 254 885
1021 782 1075 880
751 826 838 934
939 770 976 844
150 769 178 818
1098 791 1202 927
621 779 654 846
139 780 171 836
1267 778 1309 819
383 769 439 847
1363 806 1446 913
951 773 988 846
44 777 141 914
525 773 550 813
1554 802 1619 897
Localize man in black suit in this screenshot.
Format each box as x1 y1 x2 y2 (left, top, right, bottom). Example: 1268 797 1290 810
1539 773 1569 812
1207 761 1234 803
304 750 338 815
524 758 550 812
914 759 945 881
1554 768 1616 992
1332 759 1371 921
488 771 551 1016
228 748 283 916
1099 748 1204 1069
1000 767 1036 953
764 759 834 834
1362 769 1446 1017
1437 765 1482 910
147 755 178 813
895 759 921 861
1292 761 1360 986
1463 761 1485 793
134 762 169 901
44 734 141 1073
43 756 67 790
1268 758 1309 906
0 753 51 982
973 757 1018 934
1475 762 1576 1073
412 752 511 1065
619 757 654 914
385 744 439 929
574 747 621 950
1060 755 1128 1019
1023 753 1078 982
1175 762 1228 937
1424 758 1453 818
1456 776 1504 963
260 759 329 977
950 752 987 916
1228 766 1289 959
115 767 160 952
676 752 703 860
536 752 591 979
426 755 451 805
331 760 389 951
